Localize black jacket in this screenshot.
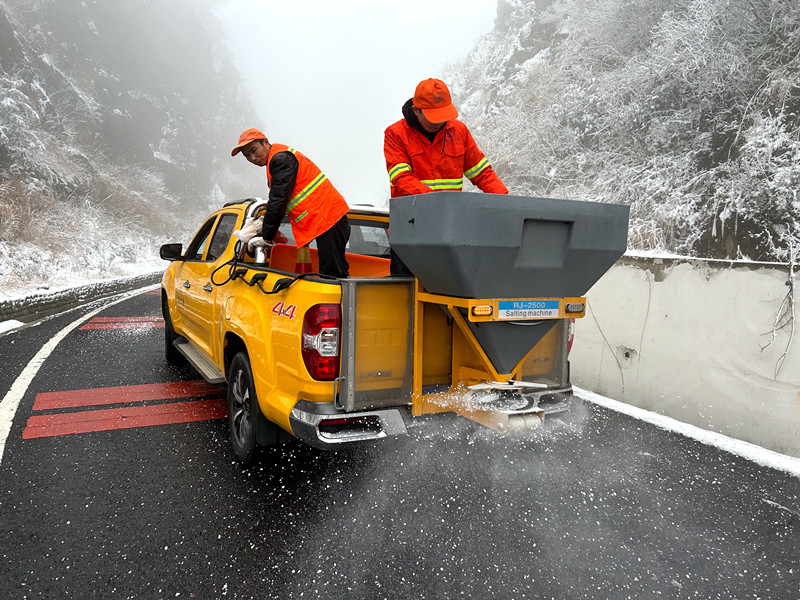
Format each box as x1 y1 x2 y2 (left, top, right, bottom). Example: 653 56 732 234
261 149 299 241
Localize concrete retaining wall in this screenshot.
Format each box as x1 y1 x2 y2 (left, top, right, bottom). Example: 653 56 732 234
570 255 800 458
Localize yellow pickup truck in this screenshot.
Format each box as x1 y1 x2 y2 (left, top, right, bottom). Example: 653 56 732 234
160 192 628 463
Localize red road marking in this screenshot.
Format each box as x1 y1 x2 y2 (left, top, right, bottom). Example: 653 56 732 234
34 380 223 411
22 399 226 439
91 316 163 322
80 316 164 331
80 322 164 330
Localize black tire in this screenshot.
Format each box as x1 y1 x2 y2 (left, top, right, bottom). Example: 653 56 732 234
227 352 259 465
162 298 181 364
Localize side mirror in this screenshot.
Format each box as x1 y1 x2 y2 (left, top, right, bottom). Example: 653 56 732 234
160 243 183 261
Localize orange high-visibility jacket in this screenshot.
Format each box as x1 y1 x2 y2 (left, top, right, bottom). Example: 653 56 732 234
266 144 349 248
384 118 508 198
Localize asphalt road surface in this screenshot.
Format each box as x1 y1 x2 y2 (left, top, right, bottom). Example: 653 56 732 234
0 288 798 600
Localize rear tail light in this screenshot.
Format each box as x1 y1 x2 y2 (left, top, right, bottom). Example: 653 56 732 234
302 304 341 380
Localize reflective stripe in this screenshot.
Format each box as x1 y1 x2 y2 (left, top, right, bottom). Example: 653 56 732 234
420 178 463 191
389 163 412 182
465 157 490 179
286 172 326 214
294 210 308 223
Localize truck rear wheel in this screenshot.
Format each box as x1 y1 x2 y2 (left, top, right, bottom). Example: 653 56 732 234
227 352 259 465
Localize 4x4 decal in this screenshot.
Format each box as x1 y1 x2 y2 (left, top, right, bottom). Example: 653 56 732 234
272 301 297 320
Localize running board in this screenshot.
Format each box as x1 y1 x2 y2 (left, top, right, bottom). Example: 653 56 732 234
174 337 225 384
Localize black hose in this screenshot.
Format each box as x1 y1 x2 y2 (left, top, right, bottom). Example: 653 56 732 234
210 240 337 293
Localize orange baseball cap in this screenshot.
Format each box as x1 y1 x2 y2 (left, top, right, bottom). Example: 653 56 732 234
413 78 458 123
231 128 267 156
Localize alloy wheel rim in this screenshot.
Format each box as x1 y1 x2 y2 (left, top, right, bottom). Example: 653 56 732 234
231 368 252 444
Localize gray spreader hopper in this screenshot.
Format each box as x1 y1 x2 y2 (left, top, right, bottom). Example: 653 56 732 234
389 192 630 373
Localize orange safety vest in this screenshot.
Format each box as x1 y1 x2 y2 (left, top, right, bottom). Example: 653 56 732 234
266 144 349 248
384 118 508 198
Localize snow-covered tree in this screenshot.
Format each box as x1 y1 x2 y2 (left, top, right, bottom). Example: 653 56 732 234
451 0 800 262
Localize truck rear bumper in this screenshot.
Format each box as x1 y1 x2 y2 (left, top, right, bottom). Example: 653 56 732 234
289 387 572 448
289 400 410 450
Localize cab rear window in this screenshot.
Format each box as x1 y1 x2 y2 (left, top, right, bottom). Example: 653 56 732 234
277 217 389 258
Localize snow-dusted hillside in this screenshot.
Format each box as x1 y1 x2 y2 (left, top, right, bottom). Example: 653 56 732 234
0 0 261 298
450 0 800 262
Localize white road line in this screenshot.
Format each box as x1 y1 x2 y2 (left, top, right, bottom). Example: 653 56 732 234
0 291 149 466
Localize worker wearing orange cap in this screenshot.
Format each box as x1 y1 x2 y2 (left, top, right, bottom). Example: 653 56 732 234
232 128 350 278
384 78 508 198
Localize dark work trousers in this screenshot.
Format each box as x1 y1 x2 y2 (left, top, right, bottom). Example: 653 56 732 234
315 215 350 278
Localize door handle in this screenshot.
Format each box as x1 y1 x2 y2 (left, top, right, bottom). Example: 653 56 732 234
203 284 213 292
182 281 191 289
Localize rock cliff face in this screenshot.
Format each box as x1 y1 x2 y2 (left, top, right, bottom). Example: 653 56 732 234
0 0 258 207
450 0 800 262
0 0 262 292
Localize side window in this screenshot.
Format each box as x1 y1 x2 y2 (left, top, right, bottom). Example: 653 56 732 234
346 219 390 257
185 218 216 261
206 213 240 262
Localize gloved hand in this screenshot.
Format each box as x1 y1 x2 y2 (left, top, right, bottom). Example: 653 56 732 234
233 216 264 244
247 236 275 252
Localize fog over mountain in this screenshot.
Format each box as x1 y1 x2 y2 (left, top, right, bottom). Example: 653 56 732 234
1 0 798 299
451 0 800 262
0 0 260 294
